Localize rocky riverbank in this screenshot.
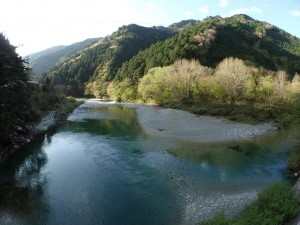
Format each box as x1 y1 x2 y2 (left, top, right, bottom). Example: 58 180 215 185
0 111 61 165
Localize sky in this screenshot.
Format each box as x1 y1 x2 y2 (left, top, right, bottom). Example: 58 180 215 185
1 0 300 56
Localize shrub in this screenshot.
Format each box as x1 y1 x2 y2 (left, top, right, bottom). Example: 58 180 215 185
200 182 299 225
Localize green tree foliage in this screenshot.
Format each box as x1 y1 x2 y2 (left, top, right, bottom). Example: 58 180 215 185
137 57 300 124
138 59 213 104
107 78 136 102
0 33 33 145
138 66 172 103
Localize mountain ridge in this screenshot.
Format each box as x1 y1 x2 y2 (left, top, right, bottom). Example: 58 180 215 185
38 14 300 97
44 23 175 96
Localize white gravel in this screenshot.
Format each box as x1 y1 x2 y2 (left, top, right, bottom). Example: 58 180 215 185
136 105 277 142
79 100 277 142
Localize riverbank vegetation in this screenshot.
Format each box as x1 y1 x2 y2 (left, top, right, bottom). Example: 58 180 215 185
200 182 299 225
107 58 300 126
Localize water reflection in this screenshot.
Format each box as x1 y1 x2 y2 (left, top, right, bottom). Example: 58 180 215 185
168 129 296 168
167 129 299 186
65 105 144 139
0 136 50 225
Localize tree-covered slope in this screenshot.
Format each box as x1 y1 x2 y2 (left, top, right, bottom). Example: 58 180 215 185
27 38 99 77
44 24 175 96
0 33 36 150
116 14 300 82
168 19 198 32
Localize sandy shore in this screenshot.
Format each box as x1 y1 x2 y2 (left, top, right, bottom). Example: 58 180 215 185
135 105 277 142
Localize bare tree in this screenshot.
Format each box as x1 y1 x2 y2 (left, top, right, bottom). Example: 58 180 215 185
193 29 217 55
214 57 252 104
170 59 213 102
291 73 300 94
274 70 288 101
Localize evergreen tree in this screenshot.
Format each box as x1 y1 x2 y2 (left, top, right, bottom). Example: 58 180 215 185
0 33 32 146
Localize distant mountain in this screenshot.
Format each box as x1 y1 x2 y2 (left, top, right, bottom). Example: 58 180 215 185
44 24 175 96
43 14 300 98
27 38 99 76
27 45 66 61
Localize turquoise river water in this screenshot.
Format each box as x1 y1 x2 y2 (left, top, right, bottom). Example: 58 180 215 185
0 101 299 225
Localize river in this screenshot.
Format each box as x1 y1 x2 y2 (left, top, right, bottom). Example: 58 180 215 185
0 100 299 225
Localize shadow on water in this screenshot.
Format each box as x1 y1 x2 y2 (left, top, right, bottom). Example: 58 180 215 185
0 134 52 225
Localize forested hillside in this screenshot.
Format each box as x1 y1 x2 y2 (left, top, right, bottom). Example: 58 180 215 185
42 14 300 100
44 24 175 96
27 38 99 77
116 14 300 82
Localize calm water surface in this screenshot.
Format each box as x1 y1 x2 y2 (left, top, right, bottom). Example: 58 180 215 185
0 101 299 225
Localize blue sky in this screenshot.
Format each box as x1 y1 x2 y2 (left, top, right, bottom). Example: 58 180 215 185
1 0 300 56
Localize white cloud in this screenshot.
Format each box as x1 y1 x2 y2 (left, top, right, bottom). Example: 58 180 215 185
231 6 262 15
198 5 209 13
291 10 300 17
218 0 228 8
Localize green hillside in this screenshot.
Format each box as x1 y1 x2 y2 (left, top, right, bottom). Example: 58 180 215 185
44 24 175 96
43 14 300 100
116 14 300 82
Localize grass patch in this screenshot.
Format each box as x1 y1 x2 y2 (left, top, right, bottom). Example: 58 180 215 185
159 100 300 127
199 182 299 225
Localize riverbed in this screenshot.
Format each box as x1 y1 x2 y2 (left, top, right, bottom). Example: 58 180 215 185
0 100 298 225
